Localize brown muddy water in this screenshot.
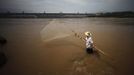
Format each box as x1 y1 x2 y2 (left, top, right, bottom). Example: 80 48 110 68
0 18 134 75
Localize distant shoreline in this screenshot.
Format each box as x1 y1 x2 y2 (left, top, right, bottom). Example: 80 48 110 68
0 11 134 18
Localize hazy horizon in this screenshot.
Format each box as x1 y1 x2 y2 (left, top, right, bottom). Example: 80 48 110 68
0 0 134 13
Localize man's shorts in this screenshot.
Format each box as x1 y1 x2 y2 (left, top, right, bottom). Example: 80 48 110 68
86 48 93 53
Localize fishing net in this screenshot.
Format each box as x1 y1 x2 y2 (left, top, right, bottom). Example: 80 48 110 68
40 19 87 42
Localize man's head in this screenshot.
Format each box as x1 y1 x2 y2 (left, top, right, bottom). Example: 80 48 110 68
85 31 91 37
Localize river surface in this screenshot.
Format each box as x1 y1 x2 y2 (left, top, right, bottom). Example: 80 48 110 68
0 18 134 75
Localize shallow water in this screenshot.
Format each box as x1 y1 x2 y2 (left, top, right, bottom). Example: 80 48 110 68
0 18 134 75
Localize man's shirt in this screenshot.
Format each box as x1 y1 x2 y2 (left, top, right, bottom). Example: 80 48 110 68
85 36 93 48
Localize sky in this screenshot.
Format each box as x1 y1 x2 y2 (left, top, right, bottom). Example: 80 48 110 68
0 0 134 13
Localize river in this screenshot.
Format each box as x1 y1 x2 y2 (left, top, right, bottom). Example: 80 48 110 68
0 18 134 75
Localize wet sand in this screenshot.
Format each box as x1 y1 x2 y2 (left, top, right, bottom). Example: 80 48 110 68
0 18 134 75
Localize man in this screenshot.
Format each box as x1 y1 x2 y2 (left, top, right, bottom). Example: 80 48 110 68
84 31 94 53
